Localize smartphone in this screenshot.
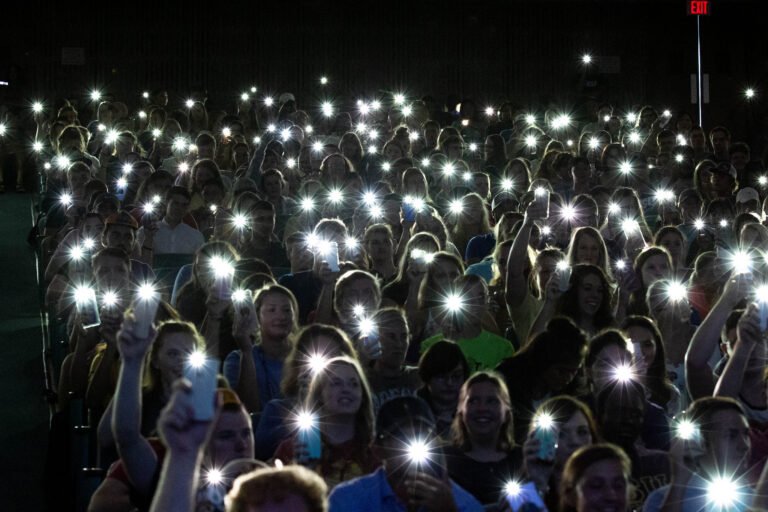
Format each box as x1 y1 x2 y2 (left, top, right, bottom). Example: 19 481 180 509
215 273 234 302
185 356 219 421
531 190 550 220
133 294 160 339
326 242 340 272
506 481 547 512
361 329 382 360
760 301 768 332
299 422 322 461
557 266 572 293
78 288 101 330
403 203 417 222
534 426 557 461
233 290 255 322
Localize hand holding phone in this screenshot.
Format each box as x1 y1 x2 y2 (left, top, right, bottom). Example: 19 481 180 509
326 242 340 273
184 354 219 422
527 190 550 221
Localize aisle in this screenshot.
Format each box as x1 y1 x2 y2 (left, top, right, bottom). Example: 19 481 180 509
0 193 48 510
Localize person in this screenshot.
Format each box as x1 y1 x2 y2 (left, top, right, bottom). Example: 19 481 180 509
496 317 588 443
420 274 514 371
521 396 600 511
532 264 615 337
101 210 157 284
279 218 348 324
643 397 753 512
139 185 205 259
224 465 328 512
273 356 378 488
223 284 299 413
445 372 523 506
560 443 632 512
624 246 673 318
364 308 422 412
254 324 358 460
328 396 484 511
235 199 290 267
364 223 397 282
416 340 470 437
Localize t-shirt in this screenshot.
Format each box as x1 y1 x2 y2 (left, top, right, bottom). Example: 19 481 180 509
366 366 422 413
509 289 542 347
329 467 484 512
444 446 524 506
223 345 284 408
420 330 515 372
465 233 496 263
139 220 204 255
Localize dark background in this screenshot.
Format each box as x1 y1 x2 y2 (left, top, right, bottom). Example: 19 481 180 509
1 0 767 138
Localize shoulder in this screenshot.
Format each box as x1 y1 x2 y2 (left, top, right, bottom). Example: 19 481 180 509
328 471 380 507
449 479 486 511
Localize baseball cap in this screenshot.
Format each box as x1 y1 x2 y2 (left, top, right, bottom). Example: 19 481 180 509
105 210 139 230
375 396 436 440
736 187 759 203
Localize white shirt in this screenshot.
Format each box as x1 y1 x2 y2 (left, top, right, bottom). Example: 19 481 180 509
139 220 204 255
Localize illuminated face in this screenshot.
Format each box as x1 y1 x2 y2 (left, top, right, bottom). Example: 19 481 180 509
445 142 463 160
625 325 656 374
575 234 601 266
208 409 255 467
379 317 409 368
590 344 631 392
384 144 403 161
574 459 629 512
321 363 363 416
325 156 347 183
404 174 426 196
577 273 604 319
250 208 276 238
81 218 104 240
640 255 671 287
658 233 684 268
555 411 593 468
153 332 196 383
165 193 190 223
460 381 509 440
93 255 131 291
472 175 490 199
68 169 90 193
104 225 136 253
709 172 733 195
258 292 294 340
705 409 750 473
463 197 485 224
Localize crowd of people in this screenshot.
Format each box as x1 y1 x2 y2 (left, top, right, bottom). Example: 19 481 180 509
13 83 768 511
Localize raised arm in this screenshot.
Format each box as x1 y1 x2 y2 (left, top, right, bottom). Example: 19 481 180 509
112 313 159 497
505 205 538 308
714 303 759 399
685 273 745 399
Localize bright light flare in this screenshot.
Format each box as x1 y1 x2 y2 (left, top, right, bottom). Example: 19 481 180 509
32 141 43 152
485 106 495 116
621 218 639 235
707 476 742 509
581 54 592 64
449 199 463 214
730 250 753 275
655 189 674 203
137 283 157 301
666 281 688 302
205 468 223 486
694 218 706 230
745 88 756 100
588 137 599 150
445 292 464 313
524 135 537 148
320 76 328 85
328 189 344 203
675 419 699 441
321 101 334 118
613 363 635 383
209 256 235 279
74 285 96 305
619 161 633 175
534 412 554 430
90 90 102 102
32 101 43 113
406 439 431 465
188 350 207 369
393 93 406 105
185 99 195 108
500 178 514 191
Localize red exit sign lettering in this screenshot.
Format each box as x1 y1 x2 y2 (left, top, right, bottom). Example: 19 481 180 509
688 0 710 15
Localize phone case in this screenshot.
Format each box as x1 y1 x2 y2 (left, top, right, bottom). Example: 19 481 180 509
299 422 322 460
534 190 550 220
558 266 572 292
534 426 557 461
327 242 340 272
760 301 768 332
403 203 416 222
506 481 547 512
78 289 101 330
133 294 160 339
185 356 219 421
361 331 382 359
215 273 234 301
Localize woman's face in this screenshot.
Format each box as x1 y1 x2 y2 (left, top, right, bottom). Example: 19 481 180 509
208 408 255 467
555 411 593 468
432 260 462 290
577 273 604 319
154 332 196 384
574 459 629 512
575 233 601 266
590 344 631 392
379 317 409 369
625 325 656 375
194 166 215 190
340 278 379 320
321 363 363 416
384 144 403 161
81 218 104 241
641 254 671 287
404 174 426 196
537 256 558 292
460 381 508 441
428 364 465 405
658 233 684 267
325 156 346 182
258 292 295 341
464 197 485 225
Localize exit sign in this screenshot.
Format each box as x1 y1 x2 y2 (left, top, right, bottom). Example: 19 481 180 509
688 0 710 15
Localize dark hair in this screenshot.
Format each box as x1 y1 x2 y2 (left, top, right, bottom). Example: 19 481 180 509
620 316 675 407
165 185 191 202
560 444 631 512
557 264 615 330
585 329 630 370
687 396 746 438
535 395 600 442
418 340 469 383
513 317 588 381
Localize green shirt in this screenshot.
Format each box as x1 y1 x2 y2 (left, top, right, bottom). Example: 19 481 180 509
420 330 515 372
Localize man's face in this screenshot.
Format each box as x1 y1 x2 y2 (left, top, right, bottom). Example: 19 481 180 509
250 208 275 238
704 409 750 474
164 193 190 224
711 131 729 154
103 225 136 253
93 255 131 291
731 151 749 172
